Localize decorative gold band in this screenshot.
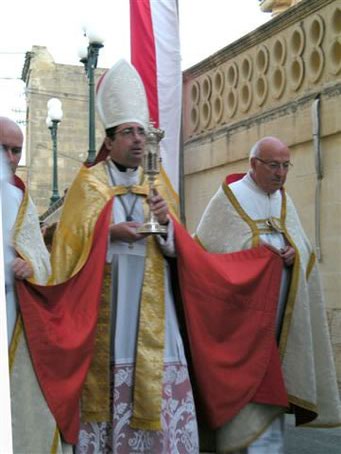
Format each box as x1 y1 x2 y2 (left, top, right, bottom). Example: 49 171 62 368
131 232 165 430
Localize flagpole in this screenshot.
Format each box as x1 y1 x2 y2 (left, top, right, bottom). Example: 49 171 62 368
179 110 186 226
0 193 13 454
175 0 187 225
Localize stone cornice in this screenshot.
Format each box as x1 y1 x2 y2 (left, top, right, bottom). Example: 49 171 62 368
183 0 335 79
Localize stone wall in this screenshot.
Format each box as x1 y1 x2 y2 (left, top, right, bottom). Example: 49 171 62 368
183 0 341 385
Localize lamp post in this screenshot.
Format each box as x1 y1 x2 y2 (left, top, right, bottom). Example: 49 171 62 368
46 98 63 206
79 27 104 165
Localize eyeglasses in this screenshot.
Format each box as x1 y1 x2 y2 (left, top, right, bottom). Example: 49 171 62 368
255 157 293 171
115 127 146 139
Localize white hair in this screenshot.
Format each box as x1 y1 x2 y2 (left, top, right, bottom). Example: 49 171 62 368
249 141 261 160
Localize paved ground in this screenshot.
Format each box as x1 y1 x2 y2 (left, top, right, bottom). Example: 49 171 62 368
284 415 341 454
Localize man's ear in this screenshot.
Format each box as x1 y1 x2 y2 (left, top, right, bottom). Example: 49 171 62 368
250 157 256 172
104 136 113 150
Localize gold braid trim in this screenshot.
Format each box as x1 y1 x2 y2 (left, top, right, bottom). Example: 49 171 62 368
277 191 301 357
193 233 205 249
81 264 112 422
130 201 165 430
49 163 114 284
222 182 260 247
12 188 36 281
288 394 317 413
12 186 29 245
130 167 179 430
50 426 60 454
111 184 149 197
9 315 23 373
306 252 316 279
278 247 300 357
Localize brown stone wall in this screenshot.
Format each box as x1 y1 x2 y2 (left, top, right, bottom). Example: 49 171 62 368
183 0 341 386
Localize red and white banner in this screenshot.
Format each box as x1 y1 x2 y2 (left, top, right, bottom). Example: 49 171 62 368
130 0 182 196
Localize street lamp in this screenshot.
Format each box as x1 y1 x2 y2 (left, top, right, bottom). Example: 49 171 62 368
79 27 104 165
46 98 63 206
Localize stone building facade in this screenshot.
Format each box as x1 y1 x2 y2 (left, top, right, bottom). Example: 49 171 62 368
21 46 106 215
183 0 341 386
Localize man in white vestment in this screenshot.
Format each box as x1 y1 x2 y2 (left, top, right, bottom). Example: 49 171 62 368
0 118 33 341
195 136 341 453
0 116 72 453
49 60 199 453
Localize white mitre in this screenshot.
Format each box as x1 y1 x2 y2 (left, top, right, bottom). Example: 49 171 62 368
96 59 149 130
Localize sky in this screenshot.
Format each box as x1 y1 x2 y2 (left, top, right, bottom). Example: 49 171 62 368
0 0 271 124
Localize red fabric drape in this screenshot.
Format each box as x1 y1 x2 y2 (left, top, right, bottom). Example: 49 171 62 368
15 203 288 442
225 172 246 185
15 200 113 444
13 174 26 192
173 220 288 428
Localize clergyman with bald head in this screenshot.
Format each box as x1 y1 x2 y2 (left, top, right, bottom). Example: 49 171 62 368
0 116 70 453
194 136 341 453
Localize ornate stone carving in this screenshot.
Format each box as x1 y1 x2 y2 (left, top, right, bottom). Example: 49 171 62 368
185 2 338 138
